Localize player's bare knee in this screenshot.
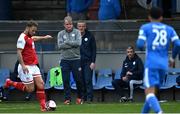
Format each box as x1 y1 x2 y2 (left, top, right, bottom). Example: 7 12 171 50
26 87 35 92
36 82 44 90
37 86 44 90
34 76 44 89
27 88 34 92
25 84 35 92
145 87 155 95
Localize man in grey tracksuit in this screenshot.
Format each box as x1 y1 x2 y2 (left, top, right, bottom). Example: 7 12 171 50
57 16 84 105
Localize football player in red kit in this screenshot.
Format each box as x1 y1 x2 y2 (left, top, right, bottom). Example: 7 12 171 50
4 20 52 112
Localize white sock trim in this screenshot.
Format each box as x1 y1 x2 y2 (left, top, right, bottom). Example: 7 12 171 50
146 93 155 100
158 110 163 114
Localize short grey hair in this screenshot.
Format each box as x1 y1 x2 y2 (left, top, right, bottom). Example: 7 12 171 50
64 16 72 23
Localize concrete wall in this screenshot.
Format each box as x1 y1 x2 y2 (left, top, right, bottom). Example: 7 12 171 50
0 51 179 73
1 20 180 51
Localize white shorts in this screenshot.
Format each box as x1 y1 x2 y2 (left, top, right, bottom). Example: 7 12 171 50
18 64 41 84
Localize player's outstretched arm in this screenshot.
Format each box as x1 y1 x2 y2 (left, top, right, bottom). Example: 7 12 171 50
32 35 53 41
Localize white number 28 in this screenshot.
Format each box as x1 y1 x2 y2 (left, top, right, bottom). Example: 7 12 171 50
152 29 167 49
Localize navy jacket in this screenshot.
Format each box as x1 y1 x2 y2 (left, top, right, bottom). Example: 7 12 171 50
120 54 144 80
80 30 96 63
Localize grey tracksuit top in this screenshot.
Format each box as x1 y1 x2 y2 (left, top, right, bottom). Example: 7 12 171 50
57 28 82 60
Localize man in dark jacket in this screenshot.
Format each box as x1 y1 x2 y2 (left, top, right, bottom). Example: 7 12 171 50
112 46 144 102
77 20 96 102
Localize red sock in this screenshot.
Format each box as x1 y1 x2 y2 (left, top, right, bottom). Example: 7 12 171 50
36 89 46 109
12 82 26 91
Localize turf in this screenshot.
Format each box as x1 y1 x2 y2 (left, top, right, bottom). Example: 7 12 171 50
0 101 180 113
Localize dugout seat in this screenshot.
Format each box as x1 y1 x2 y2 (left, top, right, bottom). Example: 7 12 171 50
54 83 64 90
167 68 180 75
114 68 122 79
93 68 113 90
0 68 10 88
71 71 96 90
160 74 178 89
70 72 77 90
44 71 52 90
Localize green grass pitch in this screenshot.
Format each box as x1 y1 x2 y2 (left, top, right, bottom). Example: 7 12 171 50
0 101 180 113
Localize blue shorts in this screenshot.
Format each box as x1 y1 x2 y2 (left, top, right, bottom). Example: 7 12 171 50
144 68 166 88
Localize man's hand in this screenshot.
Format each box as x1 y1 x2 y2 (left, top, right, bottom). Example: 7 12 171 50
126 71 133 76
64 40 69 44
90 63 95 70
44 35 53 39
22 65 29 74
122 76 129 82
169 57 175 68
32 35 53 41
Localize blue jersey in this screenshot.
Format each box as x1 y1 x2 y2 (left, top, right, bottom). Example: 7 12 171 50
136 22 179 70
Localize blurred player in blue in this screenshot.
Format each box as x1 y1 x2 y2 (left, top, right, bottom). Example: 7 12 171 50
136 7 180 113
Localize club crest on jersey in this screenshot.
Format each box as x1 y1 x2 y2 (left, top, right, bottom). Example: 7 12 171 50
63 35 67 39
84 38 88 41
133 61 136 65
124 63 128 67
72 34 75 37
78 67 81 71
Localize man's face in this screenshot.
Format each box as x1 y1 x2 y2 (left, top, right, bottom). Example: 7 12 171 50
27 26 37 36
64 20 73 32
77 23 86 33
127 48 134 59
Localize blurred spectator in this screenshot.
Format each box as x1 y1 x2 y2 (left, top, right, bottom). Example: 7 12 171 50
137 0 172 18
137 0 157 10
96 0 121 50
0 0 12 20
87 0 99 20
161 0 172 18
66 0 94 20
98 0 121 20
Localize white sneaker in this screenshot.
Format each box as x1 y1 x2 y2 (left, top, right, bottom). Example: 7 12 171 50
119 96 128 102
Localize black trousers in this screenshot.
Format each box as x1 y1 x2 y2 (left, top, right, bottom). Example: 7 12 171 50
112 79 129 97
81 61 93 101
60 59 84 101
